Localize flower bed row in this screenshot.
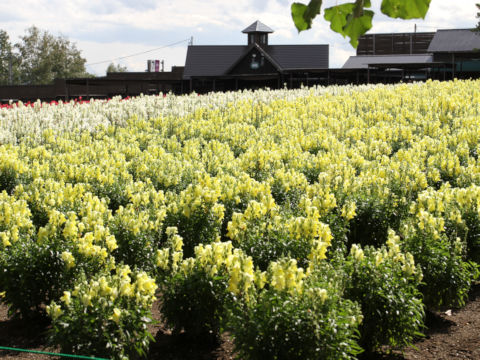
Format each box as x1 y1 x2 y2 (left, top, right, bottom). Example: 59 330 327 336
0 79 479 359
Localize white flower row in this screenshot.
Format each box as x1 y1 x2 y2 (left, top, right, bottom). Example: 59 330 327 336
0 84 392 145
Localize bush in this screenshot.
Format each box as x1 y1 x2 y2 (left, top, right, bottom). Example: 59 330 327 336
227 259 362 360
161 268 230 342
401 216 477 309
0 208 114 318
227 198 332 270
0 148 30 194
163 182 225 258
110 203 166 274
342 235 424 352
158 237 253 342
48 265 156 360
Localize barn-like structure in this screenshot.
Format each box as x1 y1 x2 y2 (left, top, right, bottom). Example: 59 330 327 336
2 22 480 102
182 21 328 92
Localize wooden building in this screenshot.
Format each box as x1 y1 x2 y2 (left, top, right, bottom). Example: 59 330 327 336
2 25 480 103
183 20 329 92
343 29 480 81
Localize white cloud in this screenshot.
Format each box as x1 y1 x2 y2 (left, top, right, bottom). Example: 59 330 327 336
79 40 188 74
1 0 479 74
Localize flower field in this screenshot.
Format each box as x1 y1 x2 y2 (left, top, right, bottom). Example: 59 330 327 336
1 80 480 359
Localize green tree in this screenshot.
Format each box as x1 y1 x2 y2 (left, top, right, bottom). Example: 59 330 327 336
0 30 18 85
106 62 128 74
15 26 90 85
476 3 480 31
291 0 432 47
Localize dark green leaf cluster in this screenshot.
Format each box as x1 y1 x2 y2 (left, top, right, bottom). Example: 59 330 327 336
160 268 231 342
291 0 431 47
49 269 155 360
341 246 424 351
227 265 362 360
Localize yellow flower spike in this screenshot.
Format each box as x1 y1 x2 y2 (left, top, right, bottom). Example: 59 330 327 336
61 251 76 269
46 303 63 320
60 291 71 306
350 244 364 262
316 288 328 305
1 232 11 247
110 308 122 324
105 235 118 251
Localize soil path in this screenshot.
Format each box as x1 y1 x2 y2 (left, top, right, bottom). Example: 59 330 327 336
0 285 479 359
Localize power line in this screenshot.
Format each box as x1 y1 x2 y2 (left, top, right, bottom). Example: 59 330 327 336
86 38 190 67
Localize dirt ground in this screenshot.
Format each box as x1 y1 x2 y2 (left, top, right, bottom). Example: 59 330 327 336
0 285 479 360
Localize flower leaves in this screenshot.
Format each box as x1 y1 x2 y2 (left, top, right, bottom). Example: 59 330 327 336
291 0 432 48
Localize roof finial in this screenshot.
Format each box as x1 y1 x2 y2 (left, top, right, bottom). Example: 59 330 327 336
242 21 274 34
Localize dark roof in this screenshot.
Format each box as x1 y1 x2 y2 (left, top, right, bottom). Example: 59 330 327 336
225 44 283 74
183 45 329 79
183 46 247 78
428 29 480 52
343 54 433 69
242 21 274 33
268 45 329 70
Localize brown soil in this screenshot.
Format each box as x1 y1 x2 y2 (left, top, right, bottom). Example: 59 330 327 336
1 285 479 360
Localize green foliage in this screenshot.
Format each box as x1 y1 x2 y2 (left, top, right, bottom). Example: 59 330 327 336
159 267 231 342
9 26 91 85
0 220 112 318
48 266 156 360
110 205 163 274
227 204 314 271
226 264 362 360
341 242 424 352
291 0 323 32
291 0 432 48
0 29 18 85
401 221 477 309
0 165 20 194
163 184 225 258
324 2 373 47
381 0 431 19
106 62 128 74
476 3 480 32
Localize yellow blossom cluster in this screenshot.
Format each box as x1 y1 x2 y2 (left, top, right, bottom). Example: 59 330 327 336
0 192 33 248
2 79 480 347
268 258 306 294
47 264 157 323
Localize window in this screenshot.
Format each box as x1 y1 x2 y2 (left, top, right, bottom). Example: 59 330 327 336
250 54 259 70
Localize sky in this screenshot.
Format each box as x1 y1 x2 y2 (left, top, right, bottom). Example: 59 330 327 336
0 1 478 75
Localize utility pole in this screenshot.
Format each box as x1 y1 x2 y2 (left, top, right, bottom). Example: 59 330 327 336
189 36 194 46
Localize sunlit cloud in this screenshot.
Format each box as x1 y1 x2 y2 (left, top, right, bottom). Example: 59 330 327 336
1 0 478 75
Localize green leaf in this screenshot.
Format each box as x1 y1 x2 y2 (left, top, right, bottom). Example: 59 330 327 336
292 3 309 31
291 0 323 32
324 3 356 34
324 3 373 47
344 9 374 47
381 0 431 19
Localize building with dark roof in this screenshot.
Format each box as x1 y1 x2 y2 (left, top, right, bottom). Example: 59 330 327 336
343 29 480 81
183 20 329 92
3 25 480 103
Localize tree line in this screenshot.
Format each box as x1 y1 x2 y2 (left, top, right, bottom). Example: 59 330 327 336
0 26 127 86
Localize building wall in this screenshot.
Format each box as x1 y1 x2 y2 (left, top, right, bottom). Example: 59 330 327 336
229 48 278 75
